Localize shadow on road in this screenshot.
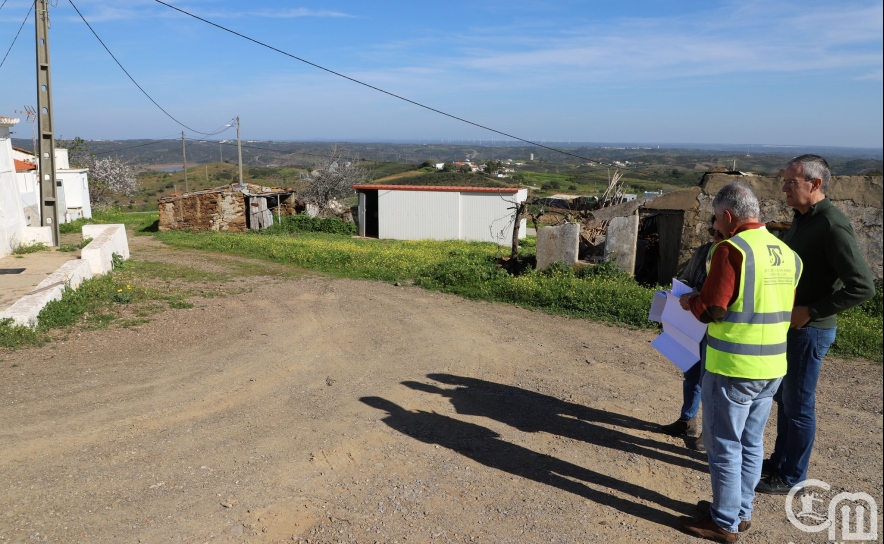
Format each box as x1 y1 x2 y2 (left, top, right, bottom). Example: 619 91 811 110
404 373 707 472
361 395 694 529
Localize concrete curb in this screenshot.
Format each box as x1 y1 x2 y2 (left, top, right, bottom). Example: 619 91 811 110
82 224 129 275
0 259 92 328
0 224 130 329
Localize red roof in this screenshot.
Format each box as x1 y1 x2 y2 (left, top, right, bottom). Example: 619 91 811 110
14 159 36 172
353 184 521 194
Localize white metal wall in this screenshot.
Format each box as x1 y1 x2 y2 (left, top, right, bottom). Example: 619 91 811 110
378 189 460 240
376 188 527 244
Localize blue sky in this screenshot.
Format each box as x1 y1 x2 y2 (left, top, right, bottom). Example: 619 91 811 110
1 0 882 147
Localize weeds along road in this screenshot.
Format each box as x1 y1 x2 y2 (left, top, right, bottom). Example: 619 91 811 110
1 235 881 543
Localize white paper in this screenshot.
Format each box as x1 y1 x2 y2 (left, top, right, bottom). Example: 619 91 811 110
649 287 707 370
648 291 667 323
661 292 707 344
652 334 700 371
670 277 694 297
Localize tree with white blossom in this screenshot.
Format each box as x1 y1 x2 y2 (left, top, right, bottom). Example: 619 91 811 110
86 156 138 208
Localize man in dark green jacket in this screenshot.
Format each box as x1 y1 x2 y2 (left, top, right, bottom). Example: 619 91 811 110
757 154 875 494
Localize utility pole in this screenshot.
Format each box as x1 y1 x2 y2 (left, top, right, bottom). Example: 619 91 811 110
236 115 243 185
35 0 59 246
181 131 188 193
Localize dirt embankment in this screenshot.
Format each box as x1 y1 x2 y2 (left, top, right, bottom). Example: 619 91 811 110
1 239 881 543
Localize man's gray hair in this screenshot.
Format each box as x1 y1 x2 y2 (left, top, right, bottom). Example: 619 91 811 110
713 182 760 221
788 154 831 194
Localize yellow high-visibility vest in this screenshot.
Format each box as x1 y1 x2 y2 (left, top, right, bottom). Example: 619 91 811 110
705 228 802 379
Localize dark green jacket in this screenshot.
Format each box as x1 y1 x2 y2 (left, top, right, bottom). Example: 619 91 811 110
784 197 875 328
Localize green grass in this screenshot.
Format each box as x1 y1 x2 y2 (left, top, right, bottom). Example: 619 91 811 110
831 279 883 362
59 209 159 235
12 242 50 255
0 319 44 350
156 230 657 329
57 237 93 253
261 213 356 236
0 257 221 351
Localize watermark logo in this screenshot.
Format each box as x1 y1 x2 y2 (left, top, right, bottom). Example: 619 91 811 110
768 245 784 266
786 479 878 541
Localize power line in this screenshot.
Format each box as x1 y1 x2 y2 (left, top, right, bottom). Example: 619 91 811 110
0 0 10 13
67 0 234 136
153 0 597 164
0 2 33 71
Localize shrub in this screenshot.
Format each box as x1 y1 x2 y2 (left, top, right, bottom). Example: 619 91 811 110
12 242 49 255
0 319 44 350
261 214 356 236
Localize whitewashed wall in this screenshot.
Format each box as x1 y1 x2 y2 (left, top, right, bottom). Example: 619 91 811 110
58 169 92 222
1 119 28 257
376 188 527 244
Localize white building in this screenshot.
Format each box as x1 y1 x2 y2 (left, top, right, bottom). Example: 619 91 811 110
12 147 91 224
353 184 528 245
1 117 51 256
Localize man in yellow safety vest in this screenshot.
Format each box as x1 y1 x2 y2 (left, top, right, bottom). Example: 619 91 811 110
676 182 801 542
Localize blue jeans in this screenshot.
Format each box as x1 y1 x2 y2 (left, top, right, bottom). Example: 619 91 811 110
702 371 782 533
769 326 837 487
680 336 708 420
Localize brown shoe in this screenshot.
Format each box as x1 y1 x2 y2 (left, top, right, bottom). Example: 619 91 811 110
687 433 706 452
678 514 739 542
661 417 699 437
696 501 751 532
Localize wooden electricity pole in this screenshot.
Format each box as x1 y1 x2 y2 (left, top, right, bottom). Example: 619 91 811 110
36 0 59 245
182 131 188 193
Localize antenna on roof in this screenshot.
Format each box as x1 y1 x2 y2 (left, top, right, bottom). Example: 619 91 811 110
14 106 38 158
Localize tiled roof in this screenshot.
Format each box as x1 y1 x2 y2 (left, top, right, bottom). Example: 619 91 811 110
14 159 37 172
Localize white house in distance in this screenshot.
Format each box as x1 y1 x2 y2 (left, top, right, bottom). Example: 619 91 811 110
12 146 91 224
353 184 528 245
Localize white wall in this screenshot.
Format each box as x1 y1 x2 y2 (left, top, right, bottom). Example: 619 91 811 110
58 169 92 221
460 191 527 244
376 188 528 244
12 147 92 224
378 189 460 240
0 119 28 257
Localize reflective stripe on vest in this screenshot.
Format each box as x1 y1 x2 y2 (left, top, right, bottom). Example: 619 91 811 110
705 228 801 379
707 336 788 356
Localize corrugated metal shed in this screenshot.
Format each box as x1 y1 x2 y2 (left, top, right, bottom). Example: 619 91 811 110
353 185 528 244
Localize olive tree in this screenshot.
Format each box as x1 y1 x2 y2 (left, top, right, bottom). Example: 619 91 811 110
299 146 367 210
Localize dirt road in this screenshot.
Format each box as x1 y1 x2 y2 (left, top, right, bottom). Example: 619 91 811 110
1 238 881 543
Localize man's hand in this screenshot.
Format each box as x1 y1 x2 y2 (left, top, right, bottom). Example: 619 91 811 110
679 294 693 311
790 306 811 328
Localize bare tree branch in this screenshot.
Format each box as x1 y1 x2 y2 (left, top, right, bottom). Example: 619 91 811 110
298 145 367 210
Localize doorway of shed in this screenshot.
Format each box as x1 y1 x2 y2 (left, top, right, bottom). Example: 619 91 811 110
634 211 684 286
358 190 379 238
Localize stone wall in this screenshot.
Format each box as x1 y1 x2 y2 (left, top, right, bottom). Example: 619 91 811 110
159 189 248 232
693 174 883 279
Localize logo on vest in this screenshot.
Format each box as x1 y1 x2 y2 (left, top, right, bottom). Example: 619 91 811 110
785 479 878 542
768 245 784 266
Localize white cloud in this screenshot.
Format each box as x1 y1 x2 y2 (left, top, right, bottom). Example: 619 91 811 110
444 2 883 83
855 69 883 81
55 1 356 23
